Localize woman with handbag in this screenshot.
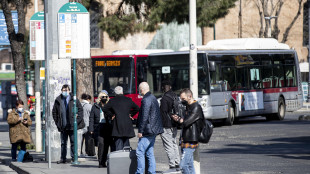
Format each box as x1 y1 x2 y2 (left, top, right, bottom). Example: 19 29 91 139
89 90 115 168
7 99 32 161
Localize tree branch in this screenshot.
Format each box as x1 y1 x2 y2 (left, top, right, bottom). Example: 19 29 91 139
281 0 302 43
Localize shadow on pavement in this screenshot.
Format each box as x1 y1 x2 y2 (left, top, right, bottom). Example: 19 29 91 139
202 136 310 160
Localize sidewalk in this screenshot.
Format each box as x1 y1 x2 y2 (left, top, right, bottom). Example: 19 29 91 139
0 121 170 174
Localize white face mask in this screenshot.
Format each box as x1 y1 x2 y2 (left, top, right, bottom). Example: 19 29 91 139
17 108 24 113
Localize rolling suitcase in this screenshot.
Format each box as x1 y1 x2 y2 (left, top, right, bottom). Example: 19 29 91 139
107 146 137 174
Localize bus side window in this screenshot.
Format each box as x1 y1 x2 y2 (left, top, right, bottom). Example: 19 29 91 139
250 67 261 89
222 67 235 91
137 58 147 86
285 66 297 87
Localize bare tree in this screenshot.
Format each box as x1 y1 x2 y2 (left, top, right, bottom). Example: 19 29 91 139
281 0 303 43
1 0 30 110
253 0 303 43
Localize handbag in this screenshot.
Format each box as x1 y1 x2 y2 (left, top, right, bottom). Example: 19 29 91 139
198 119 214 144
17 150 26 162
87 134 96 156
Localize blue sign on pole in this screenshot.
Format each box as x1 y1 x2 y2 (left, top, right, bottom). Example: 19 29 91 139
0 11 18 46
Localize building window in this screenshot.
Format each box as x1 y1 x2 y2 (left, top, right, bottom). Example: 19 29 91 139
89 4 102 48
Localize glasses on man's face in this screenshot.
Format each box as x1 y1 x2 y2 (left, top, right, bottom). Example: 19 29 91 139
101 96 108 99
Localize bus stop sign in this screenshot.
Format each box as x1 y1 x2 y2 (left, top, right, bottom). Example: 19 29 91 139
58 2 90 59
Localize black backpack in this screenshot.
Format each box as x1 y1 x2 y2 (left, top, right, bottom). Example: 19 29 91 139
22 152 33 162
165 92 186 119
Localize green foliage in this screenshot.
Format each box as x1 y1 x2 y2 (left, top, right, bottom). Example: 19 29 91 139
98 0 238 41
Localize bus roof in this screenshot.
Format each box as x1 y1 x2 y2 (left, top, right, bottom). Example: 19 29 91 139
112 49 174 55
179 38 290 51
199 38 290 50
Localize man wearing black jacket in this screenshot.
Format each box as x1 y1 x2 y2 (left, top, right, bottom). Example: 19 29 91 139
103 86 139 151
159 80 180 172
172 88 204 174
52 84 84 164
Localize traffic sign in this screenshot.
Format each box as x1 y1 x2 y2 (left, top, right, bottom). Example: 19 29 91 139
29 11 45 61
58 2 90 59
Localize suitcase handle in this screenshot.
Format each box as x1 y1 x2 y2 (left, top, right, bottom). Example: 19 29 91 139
123 146 132 151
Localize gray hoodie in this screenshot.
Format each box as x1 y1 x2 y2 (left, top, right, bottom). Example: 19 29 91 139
81 100 92 133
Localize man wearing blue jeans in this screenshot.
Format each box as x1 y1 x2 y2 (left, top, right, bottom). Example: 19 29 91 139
172 88 204 174
136 82 164 174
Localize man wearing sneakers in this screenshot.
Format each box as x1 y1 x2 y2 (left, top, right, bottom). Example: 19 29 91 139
160 80 181 173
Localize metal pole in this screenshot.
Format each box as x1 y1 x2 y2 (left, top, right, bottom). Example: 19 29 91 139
42 61 46 153
189 0 200 173
34 0 42 153
213 23 216 40
72 59 79 165
308 0 310 103
239 0 242 38
268 19 271 38
44 0 51 168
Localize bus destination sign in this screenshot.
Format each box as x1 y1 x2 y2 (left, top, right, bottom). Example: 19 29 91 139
95 60 121 67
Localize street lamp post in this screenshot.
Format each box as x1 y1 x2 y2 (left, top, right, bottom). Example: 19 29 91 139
264 16 277 38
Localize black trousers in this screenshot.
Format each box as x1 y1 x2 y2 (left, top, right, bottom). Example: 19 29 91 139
97 123 115 166
81 131 90 155
114 137 130 151
60 130 74 160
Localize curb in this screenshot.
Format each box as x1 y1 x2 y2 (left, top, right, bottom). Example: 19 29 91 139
298 115 310 121
9 162 30 174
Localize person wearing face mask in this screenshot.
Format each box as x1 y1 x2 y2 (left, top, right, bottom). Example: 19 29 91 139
89 90 114 168
80 94 92 156
171 88 204 174
52 84 84 164
7 99 32 161
102 86 139 151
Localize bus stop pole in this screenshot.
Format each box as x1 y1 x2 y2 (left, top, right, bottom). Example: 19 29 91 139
189 0 200 173
72 59 80 165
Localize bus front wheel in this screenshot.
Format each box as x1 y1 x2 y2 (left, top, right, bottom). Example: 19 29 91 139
225 103 235 126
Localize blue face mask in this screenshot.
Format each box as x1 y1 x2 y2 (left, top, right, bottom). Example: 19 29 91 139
62 92 69 97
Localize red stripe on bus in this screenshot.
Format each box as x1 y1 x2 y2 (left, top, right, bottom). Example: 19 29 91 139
231 87 299 101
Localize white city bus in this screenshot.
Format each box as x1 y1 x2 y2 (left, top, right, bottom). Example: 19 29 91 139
145 38 303 125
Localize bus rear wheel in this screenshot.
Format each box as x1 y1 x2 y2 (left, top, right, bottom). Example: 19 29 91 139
268 97 285 120
225 103 235 126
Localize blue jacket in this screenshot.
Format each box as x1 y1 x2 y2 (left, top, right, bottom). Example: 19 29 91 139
137 92 164 136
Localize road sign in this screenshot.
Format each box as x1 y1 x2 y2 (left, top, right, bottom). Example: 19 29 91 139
0 11 18 46
58 2 90 59
30 11 45 61
40 67 45 80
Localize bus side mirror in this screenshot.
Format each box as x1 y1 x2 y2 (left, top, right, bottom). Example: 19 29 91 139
209 61 216 72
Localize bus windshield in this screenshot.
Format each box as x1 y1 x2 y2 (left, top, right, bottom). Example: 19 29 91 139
148 53 209 98
93 57 135 97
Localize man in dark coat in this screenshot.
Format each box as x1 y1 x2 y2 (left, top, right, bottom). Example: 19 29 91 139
52 84 84 164
103 86 139 151
172 88 204 174
136 82 164 174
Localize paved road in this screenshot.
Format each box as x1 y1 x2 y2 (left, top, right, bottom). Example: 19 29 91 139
200 111 310 174
0 111 309 174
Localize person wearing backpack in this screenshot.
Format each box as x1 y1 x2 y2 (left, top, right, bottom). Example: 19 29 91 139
159 80 181 172
172 88 204 174
80 94 92 156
